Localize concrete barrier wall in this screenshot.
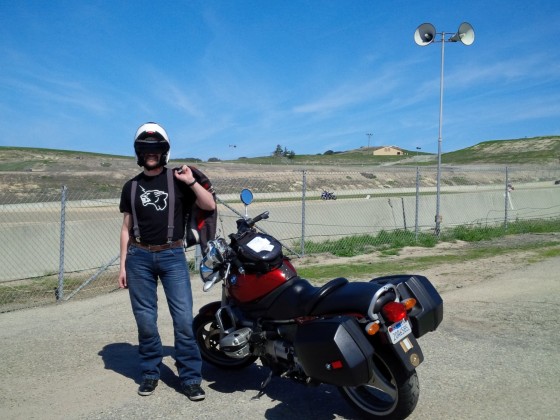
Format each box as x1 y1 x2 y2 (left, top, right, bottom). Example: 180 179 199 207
1 183 558 282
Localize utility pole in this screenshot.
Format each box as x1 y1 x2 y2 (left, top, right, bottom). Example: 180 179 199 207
366 133 373 149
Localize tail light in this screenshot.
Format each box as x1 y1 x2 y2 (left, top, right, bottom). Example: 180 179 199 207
402 298 417 311
382 301 407 323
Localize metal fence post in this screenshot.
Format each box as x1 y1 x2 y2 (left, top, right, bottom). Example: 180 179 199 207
401 197 407 230
415 167 420 241
194 245 202 269
57 185 67 301
504 166 509 231
301 169 307 256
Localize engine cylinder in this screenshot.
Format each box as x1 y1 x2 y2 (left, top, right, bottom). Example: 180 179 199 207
219 327 252 358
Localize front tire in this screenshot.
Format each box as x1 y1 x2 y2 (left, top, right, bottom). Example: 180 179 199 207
338 349 419 419
193 313 257 369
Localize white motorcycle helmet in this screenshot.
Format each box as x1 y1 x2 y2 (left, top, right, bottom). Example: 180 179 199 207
133 122 171 167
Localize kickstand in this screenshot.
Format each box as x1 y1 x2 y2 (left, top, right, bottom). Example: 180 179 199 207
252 370 273 400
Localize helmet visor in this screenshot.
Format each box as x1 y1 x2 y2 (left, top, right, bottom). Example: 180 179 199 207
135 137 169 155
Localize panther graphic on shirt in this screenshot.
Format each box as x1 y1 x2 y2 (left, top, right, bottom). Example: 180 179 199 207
139 186 168 211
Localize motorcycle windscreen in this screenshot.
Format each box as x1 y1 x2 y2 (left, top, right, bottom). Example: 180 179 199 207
294 317 374 387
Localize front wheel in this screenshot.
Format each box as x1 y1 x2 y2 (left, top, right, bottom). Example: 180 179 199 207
338 349 419 420
193 313 257 369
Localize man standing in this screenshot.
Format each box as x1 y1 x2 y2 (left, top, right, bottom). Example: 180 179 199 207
118 122 215 401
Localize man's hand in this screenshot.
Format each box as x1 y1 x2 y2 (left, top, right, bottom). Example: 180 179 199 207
174 165 196 185
118 269 127 289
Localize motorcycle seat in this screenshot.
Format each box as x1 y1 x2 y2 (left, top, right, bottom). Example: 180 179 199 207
240 277 349 320
307 277 349 309
310 281 388 317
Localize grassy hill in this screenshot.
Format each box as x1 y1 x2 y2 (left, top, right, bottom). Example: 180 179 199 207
1 136 559 201
441 136 560 164
225 135 560 166
1 135 559 169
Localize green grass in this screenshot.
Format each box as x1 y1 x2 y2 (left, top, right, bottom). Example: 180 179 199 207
299 230 438 257
298 218 560 258
296 218 560 281
442 219 560 242
442 136 560 164
297 241 560 281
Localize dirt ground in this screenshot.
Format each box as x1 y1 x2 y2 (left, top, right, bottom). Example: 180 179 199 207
1 233 559 419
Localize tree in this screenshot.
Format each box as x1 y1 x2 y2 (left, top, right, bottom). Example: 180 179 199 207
273 144 283 157
272 144 295 159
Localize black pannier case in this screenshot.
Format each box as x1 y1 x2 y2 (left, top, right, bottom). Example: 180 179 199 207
294 317 374 387
370 274 443 337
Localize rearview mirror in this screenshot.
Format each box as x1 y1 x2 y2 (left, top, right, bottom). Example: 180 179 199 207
240 189 254 205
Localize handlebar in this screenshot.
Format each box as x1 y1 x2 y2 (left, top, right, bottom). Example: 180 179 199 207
247 211 269 227
235 211 270 233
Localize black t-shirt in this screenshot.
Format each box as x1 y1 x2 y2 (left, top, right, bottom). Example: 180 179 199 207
119 167 196 244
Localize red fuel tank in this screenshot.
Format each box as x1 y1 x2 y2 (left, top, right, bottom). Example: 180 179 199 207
228 259 297 303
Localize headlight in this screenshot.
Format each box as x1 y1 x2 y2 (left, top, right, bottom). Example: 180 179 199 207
202 241 223 269
200 264 218 283
200 239 228 283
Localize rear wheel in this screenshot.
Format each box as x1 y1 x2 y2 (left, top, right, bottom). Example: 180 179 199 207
193 313 257 369
338 349 419 419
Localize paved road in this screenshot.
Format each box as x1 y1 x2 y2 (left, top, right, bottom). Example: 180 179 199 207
1 254 559 419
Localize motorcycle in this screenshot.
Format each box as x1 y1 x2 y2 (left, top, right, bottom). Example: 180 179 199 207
321 189 337 200
193 189 443 419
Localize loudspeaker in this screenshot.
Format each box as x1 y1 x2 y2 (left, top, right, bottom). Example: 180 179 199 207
414 23 436 46
449 22 475 45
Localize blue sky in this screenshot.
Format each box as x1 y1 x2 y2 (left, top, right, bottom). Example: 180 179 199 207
1 1 559 161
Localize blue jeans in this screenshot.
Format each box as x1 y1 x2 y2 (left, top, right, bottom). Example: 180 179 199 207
125 245 202 386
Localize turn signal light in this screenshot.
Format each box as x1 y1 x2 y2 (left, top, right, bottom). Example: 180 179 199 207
382 301 407 323
402 298 417 311
365 321 380 336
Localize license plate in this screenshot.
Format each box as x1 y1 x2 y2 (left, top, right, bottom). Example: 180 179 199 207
388 319 412 344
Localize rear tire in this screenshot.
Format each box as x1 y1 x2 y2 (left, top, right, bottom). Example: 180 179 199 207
193 313 257 369
338 349 419 419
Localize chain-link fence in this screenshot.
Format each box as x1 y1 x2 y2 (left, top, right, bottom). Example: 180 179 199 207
1 165 559 312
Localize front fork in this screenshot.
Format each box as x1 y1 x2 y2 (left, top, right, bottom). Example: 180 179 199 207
215 305 239 336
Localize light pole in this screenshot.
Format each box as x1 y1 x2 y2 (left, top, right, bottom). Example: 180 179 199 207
416 146 421 157
366 132 373 149
414 22 474 235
